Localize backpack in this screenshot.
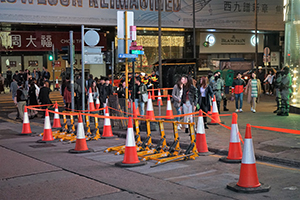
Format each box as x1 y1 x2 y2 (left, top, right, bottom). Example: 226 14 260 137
20 88 28 101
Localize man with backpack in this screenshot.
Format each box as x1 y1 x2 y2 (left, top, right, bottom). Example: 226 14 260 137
16 82 28 120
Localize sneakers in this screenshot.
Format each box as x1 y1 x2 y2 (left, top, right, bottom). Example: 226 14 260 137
252 109 256 113
239 109 243 112
224 108 229 111
250 107 253 112
235 109 239 112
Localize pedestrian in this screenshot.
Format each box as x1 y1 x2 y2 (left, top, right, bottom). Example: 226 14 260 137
16 82 28 120
209 71 224 113
97 77 107 109
60 68 66 81
172 78 183 130
13 71 20 83
245 72 261 113
277 66 292 116
273 71 283 113
38 82 52 117
264 70 275 95
257 67 266 94
105 77 113 98
31 68 39 81
231 72 246 113
134 77 147 116
90 80 99 106
74 76 82 111
63 77 72 110
6 67 12 88
117 81 126 111
0 73 5 94
197 76 213 129
10 78 20 120
28 79 39 118
181 76 198 133
217 70 229 111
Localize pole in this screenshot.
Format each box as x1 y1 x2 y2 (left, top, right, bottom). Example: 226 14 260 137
81 25 85 112
125 11 129 112
111 41 114 86
192 0 196 59
52 44 55 91
70 31 74 111
158 0 162 88
255 0 258 73
132 60 135 101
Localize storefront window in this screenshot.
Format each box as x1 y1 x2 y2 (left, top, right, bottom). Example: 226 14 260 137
284 0 300 104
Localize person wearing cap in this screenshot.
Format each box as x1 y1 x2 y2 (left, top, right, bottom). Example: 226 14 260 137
232 72 246 112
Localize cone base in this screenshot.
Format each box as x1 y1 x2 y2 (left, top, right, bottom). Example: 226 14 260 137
198 152 214 156
227 182 271 193
115 160 147 168
207 121 224 125
219 156 241 163
69 148 93 154
19 132 35 136
37 138 59 143
101 135 117 139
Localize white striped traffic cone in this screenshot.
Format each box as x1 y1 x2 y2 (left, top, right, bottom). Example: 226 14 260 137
52 102 61 128
227 124 270 193
196 110 212 155
102 107 115 138
157 90 163 106
219 113 242 163
21 106 32 135
146 92 155 120
88 87 95 111
165 95 174 120
69 113 92 153
115 117 146 167
208 95 223 125
37 109 58 143
95 97 100 109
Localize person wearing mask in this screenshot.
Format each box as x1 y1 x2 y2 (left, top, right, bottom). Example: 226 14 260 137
277 66 292 116
181 76 198 133
16 82 28 120
97 77 107 109
28 79 39 118
0 73 5 94
6 67 12 88
216 70 229 111
172 78 183 130
39 82 52 117
232 72 246 112
245 73 262 113
273 71 283 114
197 76 213 129
134 77 147 116
209 71 224 113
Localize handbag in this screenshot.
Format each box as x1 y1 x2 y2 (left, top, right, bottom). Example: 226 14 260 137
141 85 148 102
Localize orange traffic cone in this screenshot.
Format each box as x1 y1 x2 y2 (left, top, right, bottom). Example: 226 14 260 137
102 107 116 138
52 102 61 128
196 110 213 155
115 117 146 167
88 88 95 111
146 92 155 120
165 95 174 120
157 90 163 106
69 113 93 153
37 109 58 143
219 113 242 163
95 97 100 109
55 77 59 89
21 106 32 135
227 124 270 193
208 95 223 125
133 102 140 118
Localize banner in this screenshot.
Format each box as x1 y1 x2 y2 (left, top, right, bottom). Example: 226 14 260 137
0 0 284 30
0 31 107 51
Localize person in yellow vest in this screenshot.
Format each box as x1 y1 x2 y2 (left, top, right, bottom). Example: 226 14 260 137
142 74 150 88
150 71 159 89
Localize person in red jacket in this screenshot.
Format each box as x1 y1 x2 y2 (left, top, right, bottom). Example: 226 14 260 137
232 72 246 112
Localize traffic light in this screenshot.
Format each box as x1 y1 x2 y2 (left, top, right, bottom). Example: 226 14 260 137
54 48 59 60
48 52 53 61
61 46 70 64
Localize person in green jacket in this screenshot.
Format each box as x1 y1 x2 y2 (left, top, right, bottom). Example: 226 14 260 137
277 66 292 116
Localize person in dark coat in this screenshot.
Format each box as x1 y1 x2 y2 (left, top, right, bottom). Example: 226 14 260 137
28 79 39 118
38 82 52 117
197 76 213 129
97 77 107 109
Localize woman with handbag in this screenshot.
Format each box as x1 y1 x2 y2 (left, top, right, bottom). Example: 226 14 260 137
181 76 198 133
135 77 147 116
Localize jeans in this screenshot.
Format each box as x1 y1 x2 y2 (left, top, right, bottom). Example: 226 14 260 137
175 107 181 122
135 99 145 116
183 100 194 128
235 93 243 109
